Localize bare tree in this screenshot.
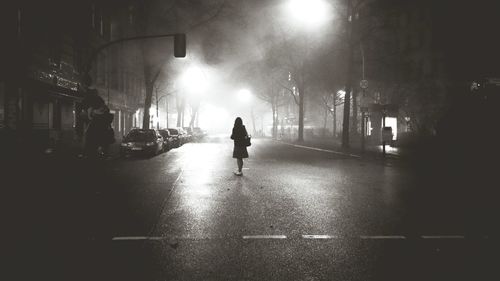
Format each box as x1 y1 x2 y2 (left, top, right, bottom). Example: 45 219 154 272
133 0 227 129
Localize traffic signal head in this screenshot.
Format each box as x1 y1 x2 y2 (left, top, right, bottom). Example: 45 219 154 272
174 33 186 58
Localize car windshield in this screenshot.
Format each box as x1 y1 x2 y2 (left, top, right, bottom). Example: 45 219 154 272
125 130 155 142
167 129 178 135
159 131 169 137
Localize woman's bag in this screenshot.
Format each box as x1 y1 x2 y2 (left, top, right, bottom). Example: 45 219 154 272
105 127 116 144
244 135 251 147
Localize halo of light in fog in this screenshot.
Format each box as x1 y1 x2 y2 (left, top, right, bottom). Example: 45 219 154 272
286 0 331 28
181 65 208 97
237 89 252 103
199 105 231 133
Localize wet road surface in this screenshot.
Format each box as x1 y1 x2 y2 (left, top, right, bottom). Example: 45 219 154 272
6 137 498 281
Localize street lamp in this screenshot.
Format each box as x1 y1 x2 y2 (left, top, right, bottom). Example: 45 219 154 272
285 0 331 28
237 89 252 103
181 65 208 97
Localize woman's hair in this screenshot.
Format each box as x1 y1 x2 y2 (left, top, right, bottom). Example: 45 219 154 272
83 88 105 109
234 117 243 127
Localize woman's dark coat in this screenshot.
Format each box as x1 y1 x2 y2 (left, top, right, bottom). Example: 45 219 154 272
231 125 249 159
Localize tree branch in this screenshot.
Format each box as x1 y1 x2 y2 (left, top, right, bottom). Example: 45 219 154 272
187 1 227 32
276 81 299 105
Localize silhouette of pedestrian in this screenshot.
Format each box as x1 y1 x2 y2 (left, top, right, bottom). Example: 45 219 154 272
80 89 114 159
230 117 249 176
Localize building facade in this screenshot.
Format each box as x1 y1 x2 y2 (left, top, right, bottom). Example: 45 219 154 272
1 1 143 153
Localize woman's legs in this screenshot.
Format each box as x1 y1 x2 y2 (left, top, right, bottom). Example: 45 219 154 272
237 158 243 173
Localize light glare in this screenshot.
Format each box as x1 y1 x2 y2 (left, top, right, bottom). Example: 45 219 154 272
238 89 252 103
287 0 331 28
182 66 207 96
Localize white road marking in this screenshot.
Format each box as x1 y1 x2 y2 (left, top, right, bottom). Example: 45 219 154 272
243 235 287 239
280 142 361 158
111 234 483 241
421 235 465 239
302 235 338 239
112 236 159 241
360 235 406 239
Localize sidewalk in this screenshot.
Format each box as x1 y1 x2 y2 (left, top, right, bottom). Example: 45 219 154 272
277 137 410 160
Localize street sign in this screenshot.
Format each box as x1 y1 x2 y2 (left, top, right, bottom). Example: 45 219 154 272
174 33 186 58
360 79 368 89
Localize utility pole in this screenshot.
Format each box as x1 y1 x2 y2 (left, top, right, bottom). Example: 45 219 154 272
342 0 354 148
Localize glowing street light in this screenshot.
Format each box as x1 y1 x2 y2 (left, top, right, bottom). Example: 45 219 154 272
237 89 253 103
181 65 207 97
285 0 332 28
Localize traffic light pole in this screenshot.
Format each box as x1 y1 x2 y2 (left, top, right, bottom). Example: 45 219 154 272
82 33 186 90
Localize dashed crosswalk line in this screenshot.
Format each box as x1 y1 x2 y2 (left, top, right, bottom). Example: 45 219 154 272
112 236 153 241
111 234 487 241
421 235 465 239
302 235 338 239
360 235 406 239
242 235 287 239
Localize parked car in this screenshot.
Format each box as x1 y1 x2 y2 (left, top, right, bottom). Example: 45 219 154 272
158 129 173 151
193 127 207 140
120 129 164 157
177 127 189 144
167 128 181 148
182 127 194 142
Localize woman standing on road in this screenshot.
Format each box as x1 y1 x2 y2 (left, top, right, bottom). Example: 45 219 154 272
230 117 249 176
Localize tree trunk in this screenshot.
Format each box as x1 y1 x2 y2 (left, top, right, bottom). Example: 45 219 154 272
251 108 256 136
271 99 278 139
352 90 358 135
323 108 328 137
142 83 153 129
333 101 337 139
176 95 183 127
181 105 185 127
189 105 198 128
298 83 304 142
274 100 279 139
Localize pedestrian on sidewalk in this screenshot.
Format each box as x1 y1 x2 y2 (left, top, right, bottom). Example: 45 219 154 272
230 117 249 176
80 89 115 159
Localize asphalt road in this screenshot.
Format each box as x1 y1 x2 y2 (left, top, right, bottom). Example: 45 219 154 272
5 137 499 281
